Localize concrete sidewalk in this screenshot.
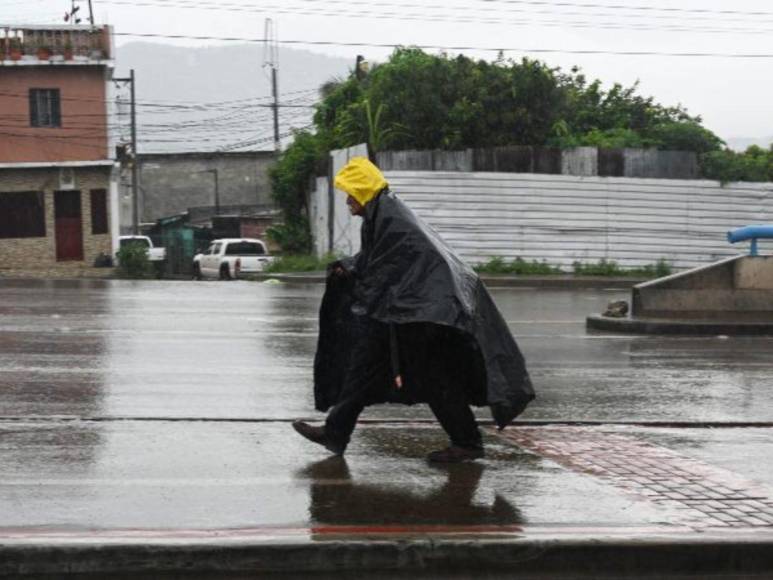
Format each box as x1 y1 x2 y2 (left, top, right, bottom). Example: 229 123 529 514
3 421 773 578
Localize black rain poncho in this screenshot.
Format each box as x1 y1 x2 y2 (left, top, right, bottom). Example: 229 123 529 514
314 189 535 429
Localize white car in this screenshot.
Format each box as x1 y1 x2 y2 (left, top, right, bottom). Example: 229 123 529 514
193 238 274 280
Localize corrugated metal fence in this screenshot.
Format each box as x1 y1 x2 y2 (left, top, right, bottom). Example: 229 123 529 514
385 171 773 270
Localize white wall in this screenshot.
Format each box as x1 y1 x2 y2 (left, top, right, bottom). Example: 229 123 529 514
386 171 773 270
308 176 329 258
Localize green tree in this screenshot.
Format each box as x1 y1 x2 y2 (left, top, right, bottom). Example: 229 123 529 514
268 48 728 251
267 130 322 253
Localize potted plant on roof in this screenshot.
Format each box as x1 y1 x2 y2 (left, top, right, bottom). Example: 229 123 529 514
63 39 74 61
9 37 23 61
36 40 52 60
0 40 6 62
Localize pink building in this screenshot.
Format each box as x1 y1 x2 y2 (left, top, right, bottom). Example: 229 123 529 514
0 25 119 272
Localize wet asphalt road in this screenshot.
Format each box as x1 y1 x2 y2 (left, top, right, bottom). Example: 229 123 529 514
1 278 772 422
2 278 773 532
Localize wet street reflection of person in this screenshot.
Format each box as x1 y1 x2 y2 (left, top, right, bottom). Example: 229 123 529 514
293 157 535 462
299 457 523 529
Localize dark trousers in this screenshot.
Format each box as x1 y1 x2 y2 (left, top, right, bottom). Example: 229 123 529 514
325 317 483 450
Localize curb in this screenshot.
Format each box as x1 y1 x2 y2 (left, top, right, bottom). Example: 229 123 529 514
254 272 645 289
587 314 773 335
3 532 773 578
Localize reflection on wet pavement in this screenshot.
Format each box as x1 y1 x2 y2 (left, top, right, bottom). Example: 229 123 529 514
300 458 523 529
0 422 674 531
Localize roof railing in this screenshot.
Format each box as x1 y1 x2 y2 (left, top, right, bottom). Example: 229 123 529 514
0 25 111 62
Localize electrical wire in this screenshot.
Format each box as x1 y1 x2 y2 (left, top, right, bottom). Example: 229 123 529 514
97 0 773 36
113 32 773 59
109 0 773 20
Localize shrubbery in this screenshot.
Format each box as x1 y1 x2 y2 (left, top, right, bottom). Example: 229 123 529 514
474 257 562 275
263 253 339 273
115 244 155 279
701 145 773 184
572 258 671 278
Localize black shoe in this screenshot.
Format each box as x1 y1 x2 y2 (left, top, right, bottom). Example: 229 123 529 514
427 445 484 463
292 421 346 455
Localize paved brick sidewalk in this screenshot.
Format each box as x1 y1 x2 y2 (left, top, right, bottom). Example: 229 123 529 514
495 426 773 530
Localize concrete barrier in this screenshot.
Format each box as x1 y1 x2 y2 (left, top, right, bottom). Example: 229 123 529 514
632 255 773 321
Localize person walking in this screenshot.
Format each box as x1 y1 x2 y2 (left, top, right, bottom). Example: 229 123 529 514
293 157 534 462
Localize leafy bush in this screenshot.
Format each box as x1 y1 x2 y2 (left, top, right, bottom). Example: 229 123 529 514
701 145 773 184
646 121 723 154
474 257 563 275
550 128 652 149
573 258 671 278
266 218 312 255
263 253 339 273
115 244 154 279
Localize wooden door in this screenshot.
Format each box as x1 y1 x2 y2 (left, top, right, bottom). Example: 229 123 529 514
55 190 84 261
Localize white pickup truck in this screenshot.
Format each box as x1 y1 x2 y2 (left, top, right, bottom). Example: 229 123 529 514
117 236 167 263
193 238 274 280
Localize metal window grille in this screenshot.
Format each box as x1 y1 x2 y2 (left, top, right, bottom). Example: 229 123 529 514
29 89 61 128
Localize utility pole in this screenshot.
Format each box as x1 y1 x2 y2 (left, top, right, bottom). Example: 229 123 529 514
271 67 280 152
129 69 138 234
114 69 138 234
263 18 280 152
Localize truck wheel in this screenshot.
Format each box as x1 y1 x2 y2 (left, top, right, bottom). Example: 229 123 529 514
219 264 231 280
193 263 202 280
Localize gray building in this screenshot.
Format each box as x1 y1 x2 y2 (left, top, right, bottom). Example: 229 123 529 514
120 151 276 232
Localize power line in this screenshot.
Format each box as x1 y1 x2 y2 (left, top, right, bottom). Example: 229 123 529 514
114 0 773 20
99 0 773 35
0 89 319 109
113 32 773 59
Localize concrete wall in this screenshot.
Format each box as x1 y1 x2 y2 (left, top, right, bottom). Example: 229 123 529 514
0 166 113 270
120 152 276 231
376 147 699 179
736 257 773 290
386 171 773 270
308 176 329 258
0 66 109 163
632 256 773 320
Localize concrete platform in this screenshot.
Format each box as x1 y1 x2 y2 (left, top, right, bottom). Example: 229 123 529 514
587 314 773 335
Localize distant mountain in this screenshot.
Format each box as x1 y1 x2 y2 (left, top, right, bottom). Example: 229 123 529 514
114 43 351 153
725 136 773 152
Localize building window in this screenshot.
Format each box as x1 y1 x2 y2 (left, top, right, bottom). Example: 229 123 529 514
0 192 46 238
29 89 61 128
90 189 108 234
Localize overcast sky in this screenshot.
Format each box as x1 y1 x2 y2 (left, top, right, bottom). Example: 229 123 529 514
5 0 773 143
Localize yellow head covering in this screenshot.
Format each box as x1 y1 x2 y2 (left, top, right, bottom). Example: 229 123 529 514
334 157 388 207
